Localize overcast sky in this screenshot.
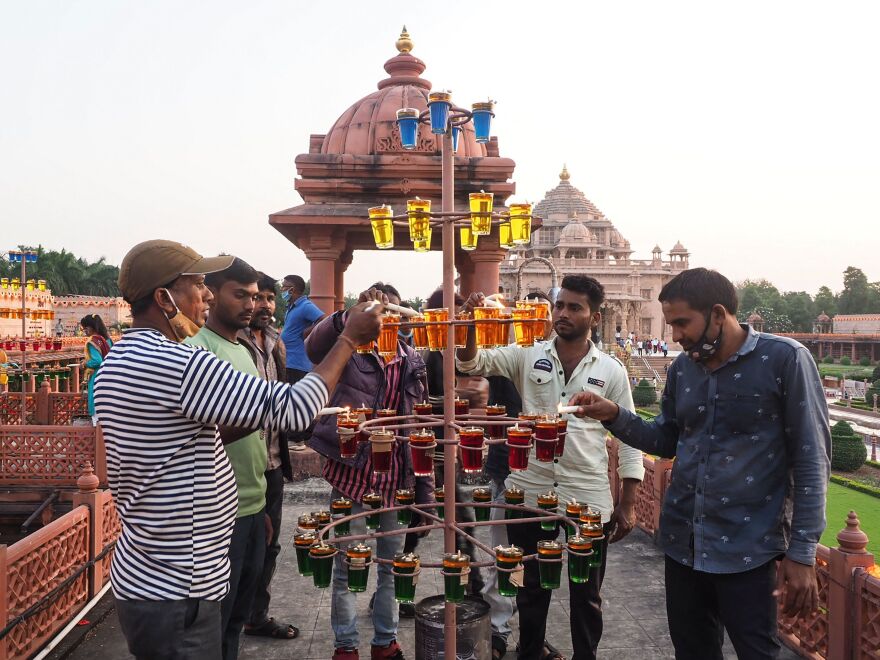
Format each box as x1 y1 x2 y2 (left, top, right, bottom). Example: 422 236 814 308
2 1 878 300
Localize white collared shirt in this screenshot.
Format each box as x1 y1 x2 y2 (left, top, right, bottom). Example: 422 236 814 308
457 339 645 522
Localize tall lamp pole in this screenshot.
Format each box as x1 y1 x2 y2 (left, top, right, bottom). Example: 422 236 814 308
8 249 37 422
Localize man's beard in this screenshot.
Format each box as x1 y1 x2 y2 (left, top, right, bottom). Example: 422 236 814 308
250 313 272 330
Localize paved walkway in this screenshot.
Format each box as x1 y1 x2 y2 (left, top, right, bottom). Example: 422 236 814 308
61 484 800 660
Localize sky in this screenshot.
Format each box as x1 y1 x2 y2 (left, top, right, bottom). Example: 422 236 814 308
2 1 878 300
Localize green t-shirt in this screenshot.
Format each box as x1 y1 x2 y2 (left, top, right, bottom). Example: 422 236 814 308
185 327 267 517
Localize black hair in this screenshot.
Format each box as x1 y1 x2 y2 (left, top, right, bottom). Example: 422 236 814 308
129 295 153 316
426 288 464 310
205 257 259 289
283 275 306 292
256 272 277 294
659 267 738 315
369 281 401 301
80 314 110 340
560 274 605 312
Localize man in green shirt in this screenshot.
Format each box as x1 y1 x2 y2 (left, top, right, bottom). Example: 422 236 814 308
184 257 268 660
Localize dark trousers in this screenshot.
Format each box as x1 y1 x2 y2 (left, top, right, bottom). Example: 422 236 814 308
248 468 283 626
221 511 266 660
506 521 610 660
116 597 221 660
665 556 781 660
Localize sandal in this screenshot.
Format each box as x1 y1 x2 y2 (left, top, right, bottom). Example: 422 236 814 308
541 641 566 660
491 636 507 660
243 617 299 639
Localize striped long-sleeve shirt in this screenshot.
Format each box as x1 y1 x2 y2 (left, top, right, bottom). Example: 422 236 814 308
94 328 329 601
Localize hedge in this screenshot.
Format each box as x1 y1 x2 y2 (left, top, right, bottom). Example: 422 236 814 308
830 474 880 499
831 421 867 471
632 379 657 407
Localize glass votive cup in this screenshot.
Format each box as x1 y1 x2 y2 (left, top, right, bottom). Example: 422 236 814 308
409 429 436 477
509 202 532 245
378 312 400 356
511 307 536 347
454 312 470 348
297 513 319 533
565 501 584 541
395 488 414 526
472 487 491 522
486 403 506 439
369 205 395 249
428 91 451 134
581 522 605 568
495 545 523 597
346 543 372 593
443 551 470 603
370 430 395 474
309 543 337 589
331 496 353 537
413 401 433 417
537 540 564 590
312 510 332 532
434 486 445 520
411 316 429 349
458 426 485 474
423 308 449 351
567 535 594 584
363 491 382 530
377 408 398 419
534 417 558 463
293 530 317 576
338 428 358 459
504 487 525 520
469 191 494 236
454 397 470 416
356 339 375 354
460 225 478 251
407 198 431 242
507 424 533 473
473 306 499 349
493 312 511 347
579 506 602 526
393 552 420 603
537 490 559 532
556 418 568 457
498 221 514 249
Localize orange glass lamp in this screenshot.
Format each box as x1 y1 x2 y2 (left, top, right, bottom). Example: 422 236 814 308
469 191 493 236
460 226 478 251
407 198 431 243
509 202 533 245
369 205 395 249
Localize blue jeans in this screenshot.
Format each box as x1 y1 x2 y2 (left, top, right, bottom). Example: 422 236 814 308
330 491 405 649
480 479 516 644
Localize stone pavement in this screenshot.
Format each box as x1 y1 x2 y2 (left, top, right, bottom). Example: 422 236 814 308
60 481 800 660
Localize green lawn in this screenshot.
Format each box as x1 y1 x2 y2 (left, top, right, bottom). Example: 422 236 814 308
821 482 880 554
818 363 874 380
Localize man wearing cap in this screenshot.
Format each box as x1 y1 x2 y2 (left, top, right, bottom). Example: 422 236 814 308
94 240 382 660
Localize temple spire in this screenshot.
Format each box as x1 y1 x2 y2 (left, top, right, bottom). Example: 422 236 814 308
560 164 570 181
396 25 413 53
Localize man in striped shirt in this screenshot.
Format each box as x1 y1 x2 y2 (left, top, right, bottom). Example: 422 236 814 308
94 240 382 660
306 283 432 660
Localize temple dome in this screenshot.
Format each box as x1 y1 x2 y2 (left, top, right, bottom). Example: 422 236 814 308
320 28 487 158
534 166 606 221
816 312 831 322
559 221 592 243
669 240 689 255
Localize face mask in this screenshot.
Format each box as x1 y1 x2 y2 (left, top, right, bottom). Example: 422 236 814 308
398 329 413 340
688 314 724 362
158 288 202 341
281 290 291 302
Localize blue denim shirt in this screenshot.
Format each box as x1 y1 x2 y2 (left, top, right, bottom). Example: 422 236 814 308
607 325 830 573
281 295 324 371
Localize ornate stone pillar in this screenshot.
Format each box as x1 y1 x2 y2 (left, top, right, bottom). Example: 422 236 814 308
334 248 353 312
455 251 476 298
302 229 343 314
469 236 507 298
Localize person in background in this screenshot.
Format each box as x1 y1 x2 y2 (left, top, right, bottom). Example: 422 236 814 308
80 313 112 417
280 274 325 383
239 273 299 642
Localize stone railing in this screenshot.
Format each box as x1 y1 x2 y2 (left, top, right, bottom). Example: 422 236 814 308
0 424 105 486
607 440 879 659
0 382 87 426
0 467 120 659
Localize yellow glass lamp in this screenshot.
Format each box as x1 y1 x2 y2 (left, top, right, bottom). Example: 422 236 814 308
460 226 478 251
498 221 514 249
407 198 431 243
414 227 432 253
469 191 493 236
369 205 395 249
509 202 532 245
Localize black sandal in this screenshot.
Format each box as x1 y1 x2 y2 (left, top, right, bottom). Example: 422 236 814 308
541 641 566 660
491 636 507 660
243 617 299 639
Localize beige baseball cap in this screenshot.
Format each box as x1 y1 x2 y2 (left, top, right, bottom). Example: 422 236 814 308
118 240 234 302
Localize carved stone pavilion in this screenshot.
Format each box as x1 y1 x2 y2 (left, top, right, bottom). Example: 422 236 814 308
499 166 691 343
269 29 516 313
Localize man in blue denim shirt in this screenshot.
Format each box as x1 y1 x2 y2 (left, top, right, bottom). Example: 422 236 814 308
569 268 830 660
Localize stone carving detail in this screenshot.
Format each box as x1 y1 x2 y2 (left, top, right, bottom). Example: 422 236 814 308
376 124 436 153
0 394 36 425
48 393 89 425
0 427 96 484
777 552 829 656
101 492 121 583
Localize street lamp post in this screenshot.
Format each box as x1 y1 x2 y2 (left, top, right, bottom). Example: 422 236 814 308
8 249 37 422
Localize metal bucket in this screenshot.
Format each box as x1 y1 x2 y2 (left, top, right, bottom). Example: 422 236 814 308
414 595 490 660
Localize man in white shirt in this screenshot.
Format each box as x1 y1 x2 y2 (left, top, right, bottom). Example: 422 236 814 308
456 274 644 660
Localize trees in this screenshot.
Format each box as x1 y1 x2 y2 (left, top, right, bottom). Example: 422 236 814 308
838 267 876 314
780 292 816 332
1 246 120 296
814 286 838 318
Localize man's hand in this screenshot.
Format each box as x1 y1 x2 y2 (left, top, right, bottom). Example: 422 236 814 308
608 501 636 543
459 291 486 315
341 301 384 346
358 287 389 305
778 557 819 618
567 391 621 423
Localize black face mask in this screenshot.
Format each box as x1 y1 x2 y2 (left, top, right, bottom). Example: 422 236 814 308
688 314 723 362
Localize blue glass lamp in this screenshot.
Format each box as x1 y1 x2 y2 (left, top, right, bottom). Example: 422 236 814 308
428 91 452 135
452 126 462 153
471 101 494 143
396 108 420 150
26 252 37 264
8 251 22 263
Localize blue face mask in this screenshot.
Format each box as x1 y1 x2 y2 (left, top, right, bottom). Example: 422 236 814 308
281 290 291 303
398 329 413 340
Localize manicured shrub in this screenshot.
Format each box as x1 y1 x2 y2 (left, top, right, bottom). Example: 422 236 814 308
823 355 836 364
831 421 867 472
866 380 880 408
859 356 872 367
872 365 880 381
632 379 657 406
840 356 852 366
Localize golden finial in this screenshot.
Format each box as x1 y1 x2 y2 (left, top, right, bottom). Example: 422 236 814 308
560 164 570 181
396 26 413 54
